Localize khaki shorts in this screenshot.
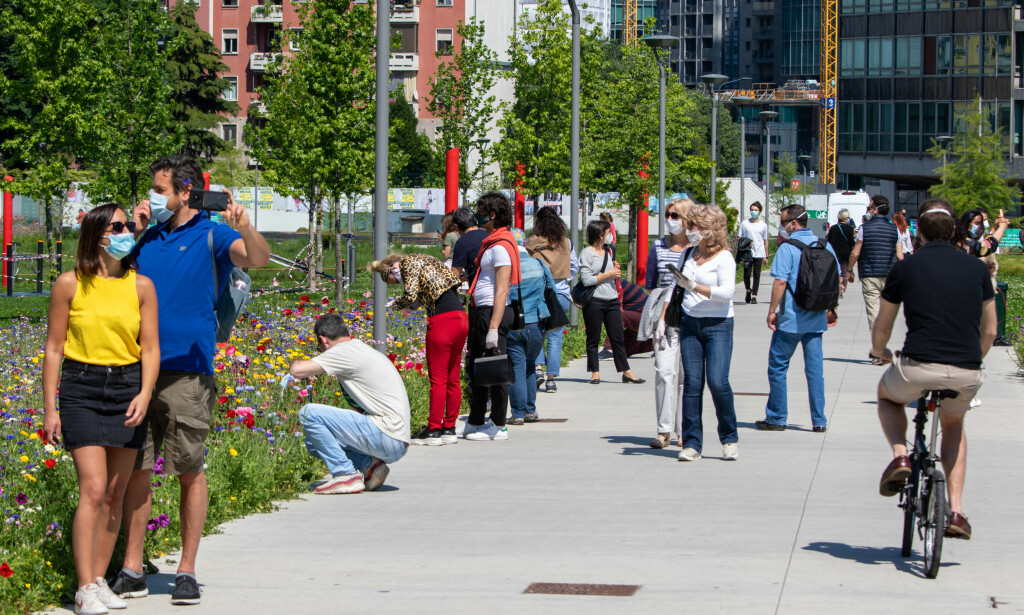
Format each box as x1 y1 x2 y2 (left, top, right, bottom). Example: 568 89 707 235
879 353 984 416
135 371 216 475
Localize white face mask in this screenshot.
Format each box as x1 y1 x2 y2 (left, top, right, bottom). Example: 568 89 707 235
685 229 703 245
391 265 402 284
666 219 683 235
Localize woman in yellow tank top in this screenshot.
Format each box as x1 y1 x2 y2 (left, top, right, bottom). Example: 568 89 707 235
41 203 159 614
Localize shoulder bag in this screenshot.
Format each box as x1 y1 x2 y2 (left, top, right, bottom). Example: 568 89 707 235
570 247 610 309
663 247 694 327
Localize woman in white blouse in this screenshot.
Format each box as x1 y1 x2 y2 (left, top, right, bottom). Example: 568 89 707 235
670 204 739 462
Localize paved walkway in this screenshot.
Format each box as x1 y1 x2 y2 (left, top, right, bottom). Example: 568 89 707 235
67 277 1024 613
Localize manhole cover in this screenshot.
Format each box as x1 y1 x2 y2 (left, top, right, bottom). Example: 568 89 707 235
531 418 568 423
523 583 639 596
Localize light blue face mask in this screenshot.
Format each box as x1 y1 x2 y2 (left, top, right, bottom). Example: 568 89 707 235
104 232 136 259
148 191 174 223
750 210 760 219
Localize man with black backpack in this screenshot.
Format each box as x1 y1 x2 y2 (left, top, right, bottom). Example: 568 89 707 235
110 155 270 606
756 204 840 433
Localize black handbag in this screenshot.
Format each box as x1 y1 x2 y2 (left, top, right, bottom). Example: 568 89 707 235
570 247 610 308
542 286 569 332
509 280 525 331
663 247 694 326
473 351 513 387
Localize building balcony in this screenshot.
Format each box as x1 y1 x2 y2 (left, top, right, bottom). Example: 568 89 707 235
389 52 418 71
250 52 274 72
250 100 268 116
251 5 283 23
390 3 419 22
752 1 774 12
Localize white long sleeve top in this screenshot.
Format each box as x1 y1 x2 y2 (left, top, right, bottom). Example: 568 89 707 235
680 249 736 318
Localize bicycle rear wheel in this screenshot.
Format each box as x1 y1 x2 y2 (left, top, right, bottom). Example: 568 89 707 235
900 488 916 557
922 469 946 579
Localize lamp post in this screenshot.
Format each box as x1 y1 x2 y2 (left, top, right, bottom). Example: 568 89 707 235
798 154 811 209
644 35 678 237
936 135 952 181
730 94 753 219
567 0 580 326
759 110 778 231
701 73 728 208
373 0 390 350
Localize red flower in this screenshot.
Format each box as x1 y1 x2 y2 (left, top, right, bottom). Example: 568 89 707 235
327 308 336 313
300 295 310 302
36 428 47 444
359 301 367 307
44 459 56 469
321 297 330 305
297 307 305 314
256 344 266 352
387 353 397 363
414 362 423 373
283 308 293 316
226 409 237 418
242 415 255 429
0 562 12 578
217 395 229 404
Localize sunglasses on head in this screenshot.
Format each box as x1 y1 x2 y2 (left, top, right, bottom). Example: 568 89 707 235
107 221 137 234
666 212 682 220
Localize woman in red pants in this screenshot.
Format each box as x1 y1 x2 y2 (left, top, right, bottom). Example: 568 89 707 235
370 253 468 445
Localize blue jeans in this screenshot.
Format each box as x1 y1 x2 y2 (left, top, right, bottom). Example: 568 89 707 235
299 404 408 477
764 330 827 428
679 315 738 452
538 293 571 376
508 324 544 418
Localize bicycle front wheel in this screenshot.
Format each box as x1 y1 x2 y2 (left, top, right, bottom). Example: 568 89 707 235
922 469 946 579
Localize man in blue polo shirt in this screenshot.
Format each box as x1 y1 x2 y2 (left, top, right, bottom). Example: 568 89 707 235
756 204 839 433
110 155 269 606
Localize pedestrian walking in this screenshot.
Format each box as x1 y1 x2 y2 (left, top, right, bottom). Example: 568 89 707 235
526 206 577 394
642 197 692 449
738 201 768 304
826 209 856 297
370 253 467 446
672 204 738 462
893 211 914 256
846 195 901 354
578 219 645 385
42 203 160 615
600 211 617 256
507 229 557 424
756 204 840 433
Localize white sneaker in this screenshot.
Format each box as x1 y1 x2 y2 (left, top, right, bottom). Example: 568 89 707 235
970 398 982 408
94 578 126 609
722 443 739 461
461 419 493 439
678 447 701 462
75 585 109 615
466 422 509 441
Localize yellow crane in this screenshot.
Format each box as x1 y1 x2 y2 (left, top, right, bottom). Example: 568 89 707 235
819 0 837 186
623 0 638 47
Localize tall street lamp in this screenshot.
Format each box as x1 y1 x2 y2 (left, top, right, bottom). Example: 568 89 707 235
644 34 678 237
373 0 390 350
701 73 728 209
759 109 778 231
798 154 811 209
936 135 952 181
567 0 581 326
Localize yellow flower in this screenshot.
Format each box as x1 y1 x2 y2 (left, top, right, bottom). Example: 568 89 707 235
396 342 403 348
25 583 30 588
20 455 29 463
24 474 36 482
225 387 235 395
230 496 236 501
29 432 38 439
31 357 39 364
20 430 28 436
229 448 238 457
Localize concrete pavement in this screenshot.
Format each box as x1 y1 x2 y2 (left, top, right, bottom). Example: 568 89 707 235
71 276 1024 614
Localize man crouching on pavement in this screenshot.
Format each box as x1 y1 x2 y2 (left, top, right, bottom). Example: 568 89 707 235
289 313 410 494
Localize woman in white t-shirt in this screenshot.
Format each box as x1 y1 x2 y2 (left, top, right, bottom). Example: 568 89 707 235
670 204 739 463
738 201 768 304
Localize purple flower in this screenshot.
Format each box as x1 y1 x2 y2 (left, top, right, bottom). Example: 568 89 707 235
157 513 170 528
153 457 165 475
146 518 159 531
15 493 27 506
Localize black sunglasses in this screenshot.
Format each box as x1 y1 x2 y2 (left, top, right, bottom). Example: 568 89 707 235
108 221 137 234
666 212 682 220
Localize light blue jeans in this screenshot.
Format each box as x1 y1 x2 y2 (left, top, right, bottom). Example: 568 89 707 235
764 330 827 428
299 404 408 477
538 293 571 377
508 324 544 418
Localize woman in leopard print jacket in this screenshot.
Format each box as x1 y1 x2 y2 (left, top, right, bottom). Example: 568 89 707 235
369 254 468 445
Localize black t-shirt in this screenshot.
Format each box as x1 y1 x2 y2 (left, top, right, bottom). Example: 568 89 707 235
881 241 994 369
452 229 487 283
827 222 855 262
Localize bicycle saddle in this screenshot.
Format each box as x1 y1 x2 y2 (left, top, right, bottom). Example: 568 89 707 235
927 389 959 400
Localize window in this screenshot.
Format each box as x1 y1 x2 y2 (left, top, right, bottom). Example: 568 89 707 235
436 0 453 5
223 76 238 101
222 124 237 144
435 28 453 55
222 0 238 6
222 29 238 55
289 28 303 51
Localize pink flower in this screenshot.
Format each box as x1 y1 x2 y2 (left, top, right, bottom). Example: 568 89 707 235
298 389 309 398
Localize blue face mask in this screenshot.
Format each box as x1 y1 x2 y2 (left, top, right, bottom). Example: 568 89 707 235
104 232 136 259
148 191 174 224
750 210 760 219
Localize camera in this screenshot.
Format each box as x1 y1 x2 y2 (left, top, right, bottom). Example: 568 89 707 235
189 189 230 212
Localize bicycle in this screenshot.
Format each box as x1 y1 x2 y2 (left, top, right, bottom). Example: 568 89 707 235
898 389 955 579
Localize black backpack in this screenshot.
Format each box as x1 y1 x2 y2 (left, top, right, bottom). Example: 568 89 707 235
782 238 840 312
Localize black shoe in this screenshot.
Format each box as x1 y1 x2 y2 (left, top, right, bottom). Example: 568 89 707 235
536 372 545 390
812 425 827 433
507 416 525 425
750 296 758 304
170 575 201 605
745 291 751 304
622 374 646 384
755 420 785 431
545 379 557 393
109 569 149 599
410 426 443 446
440 427 458 445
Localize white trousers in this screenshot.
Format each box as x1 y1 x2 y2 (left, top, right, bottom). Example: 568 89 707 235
653 326 684 436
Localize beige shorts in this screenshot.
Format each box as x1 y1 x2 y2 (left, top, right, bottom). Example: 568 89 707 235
135 371 216 475
878 353 984 416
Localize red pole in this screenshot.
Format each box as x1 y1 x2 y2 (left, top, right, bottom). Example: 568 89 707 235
514 163 525 230
2 176 12 286
637 160 650 284
445 148 459 213
202 172 211 190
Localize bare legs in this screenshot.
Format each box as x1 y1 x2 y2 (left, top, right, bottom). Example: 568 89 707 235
121 469 207 576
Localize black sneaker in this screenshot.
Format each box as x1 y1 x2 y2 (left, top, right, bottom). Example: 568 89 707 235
170 575 201 605
410 426 443 446
535 371 545 390
440 427 458 445
745 291 751 304
545 379 557 393
109 569 148 598
755 420 785 431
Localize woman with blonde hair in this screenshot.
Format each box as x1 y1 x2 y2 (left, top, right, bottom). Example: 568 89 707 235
671 204 739 462
827 208 856 296
370 253 466 445
642 197 693 448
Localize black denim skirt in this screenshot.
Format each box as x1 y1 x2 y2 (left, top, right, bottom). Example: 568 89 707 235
58 359 146 450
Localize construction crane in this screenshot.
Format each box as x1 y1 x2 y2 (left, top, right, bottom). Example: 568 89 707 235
623 0 638 47
819 0 838 186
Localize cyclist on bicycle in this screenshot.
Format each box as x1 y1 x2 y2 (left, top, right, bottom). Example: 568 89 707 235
870 198 997 541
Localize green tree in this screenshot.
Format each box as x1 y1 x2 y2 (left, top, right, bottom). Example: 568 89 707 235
247 0 376 296
928 99 1018 215
86 0 178 206
208 143 256 189
767 152 814 217
390 88 433 187
426 17 499 199
167 0 241 163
